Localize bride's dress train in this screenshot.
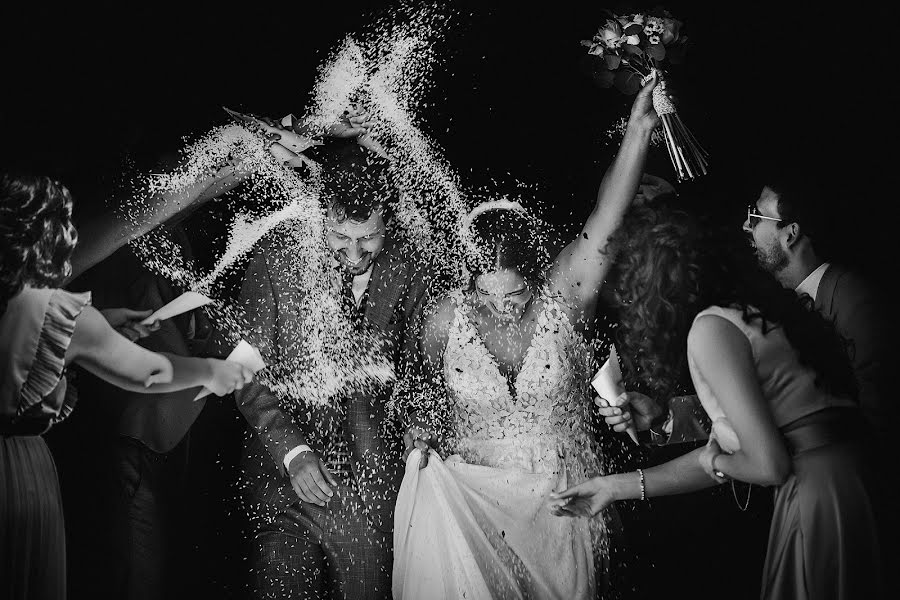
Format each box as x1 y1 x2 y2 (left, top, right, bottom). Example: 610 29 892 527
393 290 607 600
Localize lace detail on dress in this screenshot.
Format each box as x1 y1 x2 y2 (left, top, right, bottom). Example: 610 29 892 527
442 288 609 559
443 289 604 477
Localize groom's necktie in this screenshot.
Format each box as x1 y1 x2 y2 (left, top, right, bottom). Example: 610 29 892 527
340 270 368 330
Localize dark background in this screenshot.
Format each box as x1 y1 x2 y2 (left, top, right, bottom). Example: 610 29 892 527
1 2 893 599
2 1 895 276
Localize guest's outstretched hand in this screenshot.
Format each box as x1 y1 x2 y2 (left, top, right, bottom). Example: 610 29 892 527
628 69 661 133
325 106 375 138
202 359 254 397
595 392 663 433
101 307 160 342
326 105 389 158
548 476 616 519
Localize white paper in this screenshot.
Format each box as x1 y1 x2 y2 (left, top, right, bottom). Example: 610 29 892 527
141 291 212 325
591 345 639 444
194 340 266 400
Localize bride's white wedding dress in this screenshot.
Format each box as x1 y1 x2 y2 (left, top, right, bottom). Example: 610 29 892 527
393 290 608 600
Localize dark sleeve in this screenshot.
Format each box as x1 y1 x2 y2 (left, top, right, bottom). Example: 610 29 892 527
234 246 307 475
399 267 432 377
831 273 893 447
661 394 711 445
392 292 456 449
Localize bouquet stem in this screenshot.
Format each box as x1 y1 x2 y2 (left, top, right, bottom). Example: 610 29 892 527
653 78 709 182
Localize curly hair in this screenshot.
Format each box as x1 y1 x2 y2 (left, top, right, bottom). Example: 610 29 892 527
1 174 78 315
607 203 856 403
465 207 548 288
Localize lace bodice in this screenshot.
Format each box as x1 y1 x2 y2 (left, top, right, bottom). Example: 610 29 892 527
442 289 602 477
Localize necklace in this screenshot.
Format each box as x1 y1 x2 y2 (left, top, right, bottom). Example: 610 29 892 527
731 480 752 511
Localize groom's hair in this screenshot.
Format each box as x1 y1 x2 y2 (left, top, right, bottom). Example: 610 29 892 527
318 140 394 223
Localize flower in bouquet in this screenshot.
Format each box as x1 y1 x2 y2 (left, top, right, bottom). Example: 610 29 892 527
581 8 708 182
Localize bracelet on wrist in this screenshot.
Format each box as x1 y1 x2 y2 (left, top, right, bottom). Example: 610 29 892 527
637 468 647 501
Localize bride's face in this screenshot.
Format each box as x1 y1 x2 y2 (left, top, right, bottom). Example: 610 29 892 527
475 269 532 322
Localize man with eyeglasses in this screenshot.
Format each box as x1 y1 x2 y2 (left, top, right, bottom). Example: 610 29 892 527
743 178 892 451
602 174 894 453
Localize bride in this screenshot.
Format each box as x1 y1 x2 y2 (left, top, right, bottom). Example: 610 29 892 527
392 73 661 599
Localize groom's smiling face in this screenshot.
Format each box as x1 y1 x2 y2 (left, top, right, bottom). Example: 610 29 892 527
325 207 387 276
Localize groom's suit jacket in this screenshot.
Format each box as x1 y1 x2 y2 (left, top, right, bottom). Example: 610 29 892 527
234 227 430 532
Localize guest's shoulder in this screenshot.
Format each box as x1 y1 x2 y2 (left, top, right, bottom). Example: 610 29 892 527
248 223 306 266
5 286 90 321
825 264 877 303
692 304 745 324
381 239 434 285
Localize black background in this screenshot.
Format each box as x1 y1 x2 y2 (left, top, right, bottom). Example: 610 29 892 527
2 1 895 277
1 2 893 599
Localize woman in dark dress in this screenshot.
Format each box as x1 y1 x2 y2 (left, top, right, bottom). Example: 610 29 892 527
0 174 254 599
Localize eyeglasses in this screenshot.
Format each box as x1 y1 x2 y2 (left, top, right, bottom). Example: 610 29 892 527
747 204 783 226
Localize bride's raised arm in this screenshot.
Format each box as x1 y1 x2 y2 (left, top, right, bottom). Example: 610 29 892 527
548 71 660 318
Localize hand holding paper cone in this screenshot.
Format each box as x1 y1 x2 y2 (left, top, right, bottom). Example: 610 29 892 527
591 345 639 444
194 340 266 400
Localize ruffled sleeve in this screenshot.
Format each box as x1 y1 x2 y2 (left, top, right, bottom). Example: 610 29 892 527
2 286 91 422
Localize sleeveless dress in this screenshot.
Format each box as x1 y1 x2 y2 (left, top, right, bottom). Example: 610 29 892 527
689 306 885 600
1 285 92 600
393 289 607 600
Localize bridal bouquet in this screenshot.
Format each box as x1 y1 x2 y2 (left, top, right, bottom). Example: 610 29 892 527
582 9 708 181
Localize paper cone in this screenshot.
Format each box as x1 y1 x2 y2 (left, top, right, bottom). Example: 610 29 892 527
141 291 212 325
591 345 638 444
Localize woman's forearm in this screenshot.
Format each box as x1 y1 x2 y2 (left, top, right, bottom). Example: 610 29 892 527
611 447 719 501
75 351 211 395
143 353 212 393
713 449 790 486
67 167 242 282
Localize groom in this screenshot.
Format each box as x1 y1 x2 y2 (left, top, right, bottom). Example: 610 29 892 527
234 140 430 599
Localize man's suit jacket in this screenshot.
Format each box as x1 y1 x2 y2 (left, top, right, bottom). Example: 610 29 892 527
234 227 430 532
815 264 892 448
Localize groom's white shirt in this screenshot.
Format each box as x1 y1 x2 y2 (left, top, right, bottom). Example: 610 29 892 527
795 262 830 302
282 264 375 471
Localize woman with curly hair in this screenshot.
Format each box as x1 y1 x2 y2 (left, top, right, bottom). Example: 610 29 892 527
0 174 255 600
551 203 886 599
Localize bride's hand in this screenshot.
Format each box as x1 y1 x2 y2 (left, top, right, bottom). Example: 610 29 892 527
627 70 661 133
548 476 617 518
403 415 439 470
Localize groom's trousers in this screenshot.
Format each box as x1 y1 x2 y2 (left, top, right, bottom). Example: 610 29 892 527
251 482 392 600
